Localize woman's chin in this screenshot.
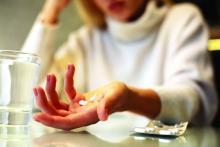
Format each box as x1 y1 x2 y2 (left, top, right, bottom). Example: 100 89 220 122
110 14 131 22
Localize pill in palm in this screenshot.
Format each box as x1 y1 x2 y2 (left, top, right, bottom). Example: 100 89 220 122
89 95 97 102
79 100 88 106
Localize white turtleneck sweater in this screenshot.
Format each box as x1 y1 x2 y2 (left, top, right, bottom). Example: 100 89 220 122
22 1 217 134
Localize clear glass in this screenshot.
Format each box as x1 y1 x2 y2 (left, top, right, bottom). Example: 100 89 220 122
0 50 40 139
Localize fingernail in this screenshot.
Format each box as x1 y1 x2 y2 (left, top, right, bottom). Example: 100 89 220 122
101 109 109 121
33 88 38 96
51 74 55 80
68 64 71 70
33 115 40 122
47 74 51 83
68 64 75 71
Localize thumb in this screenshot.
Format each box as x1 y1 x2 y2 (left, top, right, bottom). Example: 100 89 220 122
97 99 109 121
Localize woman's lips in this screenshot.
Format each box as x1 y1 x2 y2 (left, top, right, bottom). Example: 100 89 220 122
108 1 125 12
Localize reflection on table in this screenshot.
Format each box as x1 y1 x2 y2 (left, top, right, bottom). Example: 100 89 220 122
0 121 219 147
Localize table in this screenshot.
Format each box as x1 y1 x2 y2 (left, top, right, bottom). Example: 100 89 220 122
0 121 219 147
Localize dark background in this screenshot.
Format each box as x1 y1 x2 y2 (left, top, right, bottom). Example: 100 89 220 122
174 0 220 26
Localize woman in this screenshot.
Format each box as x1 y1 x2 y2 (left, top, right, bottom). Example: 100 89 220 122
22 0 218 131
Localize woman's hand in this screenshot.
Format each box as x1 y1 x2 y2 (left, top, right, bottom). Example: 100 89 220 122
33 64 98 130
41 0 71 25
84 81 130 121
33 64 130 130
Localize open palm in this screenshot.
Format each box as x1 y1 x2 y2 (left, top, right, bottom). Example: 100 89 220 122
33 64 99 130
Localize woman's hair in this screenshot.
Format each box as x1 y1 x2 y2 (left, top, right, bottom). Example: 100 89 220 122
74 0 106 28
74 0 172 29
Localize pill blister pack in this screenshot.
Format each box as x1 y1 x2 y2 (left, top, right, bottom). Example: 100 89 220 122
132 120 188 137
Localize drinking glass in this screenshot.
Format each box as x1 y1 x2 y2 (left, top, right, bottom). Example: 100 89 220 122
0 50 40 138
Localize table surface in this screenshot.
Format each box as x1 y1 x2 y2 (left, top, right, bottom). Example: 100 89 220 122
1 121 220 147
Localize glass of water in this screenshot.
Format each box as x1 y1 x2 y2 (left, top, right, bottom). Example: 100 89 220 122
0 50 40 138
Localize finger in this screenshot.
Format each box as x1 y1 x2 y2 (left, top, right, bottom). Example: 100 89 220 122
45 74 69 110
34 87 59 115
56 0 71 11
96 93 113 121
33 107 98 130
97 99 109 121
59 0 71 9
35 87 70 116
57 109 72 116
64 64 76 101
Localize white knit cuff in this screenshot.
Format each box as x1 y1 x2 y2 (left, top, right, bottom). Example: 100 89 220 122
21 14 58 54
153 85 200 124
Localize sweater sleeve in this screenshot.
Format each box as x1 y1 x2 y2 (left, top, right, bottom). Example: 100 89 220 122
155 4 218 125
21 15 58 82
21 15 89 92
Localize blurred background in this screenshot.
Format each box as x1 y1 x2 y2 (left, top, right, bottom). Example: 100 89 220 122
0 0 219 50
174 0 220 39
0 0 82 50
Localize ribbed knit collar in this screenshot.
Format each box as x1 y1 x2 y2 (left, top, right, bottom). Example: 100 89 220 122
106 1 168 42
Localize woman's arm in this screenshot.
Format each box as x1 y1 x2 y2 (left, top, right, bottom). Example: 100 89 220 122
155 4 218 125
21 0 71 82
32 65 162 130
40 0 70 25
126 86 161 119
92 82 161 121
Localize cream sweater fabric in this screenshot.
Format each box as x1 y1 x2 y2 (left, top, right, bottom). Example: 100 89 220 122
22 1 217 132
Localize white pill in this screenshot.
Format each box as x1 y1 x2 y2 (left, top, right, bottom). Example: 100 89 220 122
79 100 88 106
89 95 97 102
